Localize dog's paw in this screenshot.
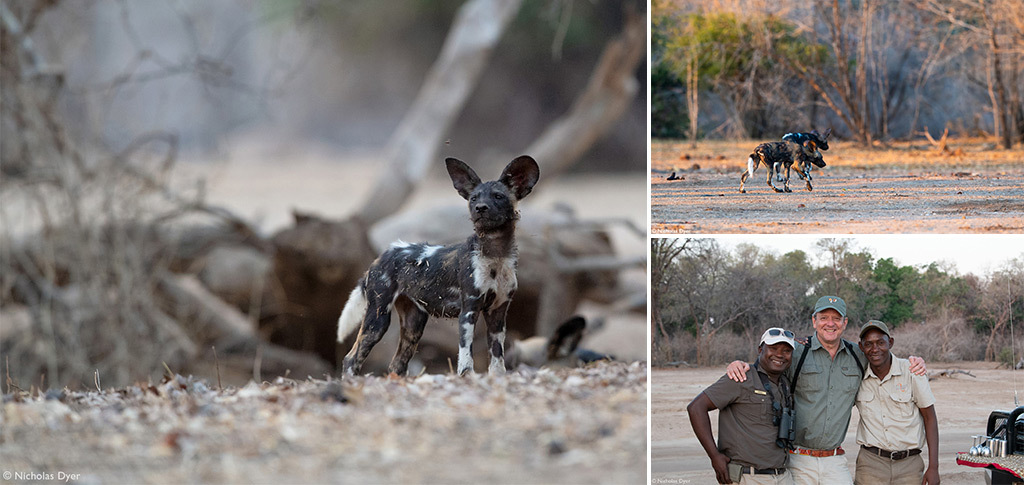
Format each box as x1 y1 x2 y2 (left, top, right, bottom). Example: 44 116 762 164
805 183 813 192
784 187 792 193
740 188 747 194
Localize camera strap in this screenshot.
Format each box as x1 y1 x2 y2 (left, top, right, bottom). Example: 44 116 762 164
753 361 794 451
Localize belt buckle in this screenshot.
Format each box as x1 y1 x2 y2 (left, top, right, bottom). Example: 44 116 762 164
888 450 905 460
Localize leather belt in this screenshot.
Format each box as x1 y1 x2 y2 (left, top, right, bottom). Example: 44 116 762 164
789 446 845 457
861 445 922 461
739 466 786 475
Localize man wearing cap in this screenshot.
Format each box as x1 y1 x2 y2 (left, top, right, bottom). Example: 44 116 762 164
688 328 797 484
726 296 928 485
855 320 939 485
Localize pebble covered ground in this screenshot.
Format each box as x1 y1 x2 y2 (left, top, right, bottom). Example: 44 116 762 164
1 361 647 484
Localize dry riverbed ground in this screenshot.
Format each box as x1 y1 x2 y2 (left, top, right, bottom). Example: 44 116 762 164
652 139 1024 234
653 361 1022 485
1 362 647 484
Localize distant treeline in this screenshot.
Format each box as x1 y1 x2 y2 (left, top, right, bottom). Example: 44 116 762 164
652 0 1024 148
652 238 1024 366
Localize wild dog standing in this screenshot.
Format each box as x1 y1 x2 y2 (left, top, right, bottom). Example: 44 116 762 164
739 140 823 193
783 128 831 183
338 156 540 377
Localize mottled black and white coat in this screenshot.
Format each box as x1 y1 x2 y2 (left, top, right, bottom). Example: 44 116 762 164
338 156 540 377
782 128 831 182
739 139 824 193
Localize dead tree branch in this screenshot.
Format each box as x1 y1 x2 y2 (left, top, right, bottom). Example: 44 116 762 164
356 0 524 225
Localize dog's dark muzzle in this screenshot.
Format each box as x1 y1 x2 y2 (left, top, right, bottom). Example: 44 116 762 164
811 158 826 168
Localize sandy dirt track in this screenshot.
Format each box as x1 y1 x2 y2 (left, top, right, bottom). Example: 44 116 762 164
652 361 1024 484
651 139 1024 234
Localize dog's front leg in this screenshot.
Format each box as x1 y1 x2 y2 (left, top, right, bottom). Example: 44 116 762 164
483 300 510 375
456 295 483 376
783 163 793 192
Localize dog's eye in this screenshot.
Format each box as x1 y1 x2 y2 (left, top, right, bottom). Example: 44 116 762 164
470 194 478 201
494 193 505 200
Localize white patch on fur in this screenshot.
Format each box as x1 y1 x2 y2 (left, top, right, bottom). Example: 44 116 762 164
416 244 443 265
489 330 506 375
337 286 368 342
746 157 754 175
389 240 412 250
471 251 518 309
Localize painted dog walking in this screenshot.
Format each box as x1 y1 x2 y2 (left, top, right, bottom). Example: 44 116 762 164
739 140 824 193
338 156 540 376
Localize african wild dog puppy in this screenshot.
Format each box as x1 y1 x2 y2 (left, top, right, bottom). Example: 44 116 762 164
739 139 823 193
782 128 831 182
338 156 540 377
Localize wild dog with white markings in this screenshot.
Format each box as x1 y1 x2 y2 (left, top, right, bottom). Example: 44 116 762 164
739 139 824 193
338 156 540 376
782 128 831 183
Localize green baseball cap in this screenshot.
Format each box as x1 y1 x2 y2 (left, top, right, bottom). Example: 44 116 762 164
813 295 847 318
859 320 891 338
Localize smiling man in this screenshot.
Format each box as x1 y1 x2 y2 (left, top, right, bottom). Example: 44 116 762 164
688 328 796 484
726 296 928 484
855 320 939 485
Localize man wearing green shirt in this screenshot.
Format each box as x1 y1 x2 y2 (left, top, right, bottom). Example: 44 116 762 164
727 296 927 485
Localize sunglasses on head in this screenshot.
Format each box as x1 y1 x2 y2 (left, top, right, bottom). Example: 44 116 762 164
767 328 794 339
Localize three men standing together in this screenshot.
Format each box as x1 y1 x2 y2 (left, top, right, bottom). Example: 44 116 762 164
687 296 939 484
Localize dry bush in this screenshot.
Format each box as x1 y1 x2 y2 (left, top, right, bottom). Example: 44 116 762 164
890 318 986 362
653 330 755 367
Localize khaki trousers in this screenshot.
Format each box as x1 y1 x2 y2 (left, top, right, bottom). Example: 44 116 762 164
853 449 924 485
787 451 853 485
739 469 794 485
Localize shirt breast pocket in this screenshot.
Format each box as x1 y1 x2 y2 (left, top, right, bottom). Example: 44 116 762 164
736 388 773 421
887 386 916 417
797 362 824 392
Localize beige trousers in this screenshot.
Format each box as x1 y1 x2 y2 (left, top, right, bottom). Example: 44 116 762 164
853 449 924 485
739 469 795 485
787 451 854 485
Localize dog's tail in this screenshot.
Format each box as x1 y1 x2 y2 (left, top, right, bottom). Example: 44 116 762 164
337 283 368 343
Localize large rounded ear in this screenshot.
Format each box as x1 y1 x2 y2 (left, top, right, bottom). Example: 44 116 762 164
499 155 540 200
803 140 817 153
823 127 832 140
445 157 481 200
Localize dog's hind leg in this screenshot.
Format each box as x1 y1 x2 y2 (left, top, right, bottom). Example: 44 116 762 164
483 300 511 375
783 163 793 192
740 156 756 193
342 286 395 376
768 162 784 193
388 296 429 376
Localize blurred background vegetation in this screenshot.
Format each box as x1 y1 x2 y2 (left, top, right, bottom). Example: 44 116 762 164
652 238 1024 367
652 0 1024 147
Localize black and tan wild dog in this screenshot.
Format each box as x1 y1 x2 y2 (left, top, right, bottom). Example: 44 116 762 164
739 139 824 193
338 156 540 377
783 128 831 183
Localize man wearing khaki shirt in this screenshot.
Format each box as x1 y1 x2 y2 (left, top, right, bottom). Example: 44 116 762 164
855 320 939 485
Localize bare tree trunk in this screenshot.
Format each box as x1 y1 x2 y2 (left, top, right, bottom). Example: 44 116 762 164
984 3 1013 149
356 0 523 225
523 9 645 179
687 49 699 148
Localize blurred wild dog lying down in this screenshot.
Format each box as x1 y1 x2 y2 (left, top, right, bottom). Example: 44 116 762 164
506 315 614 370
739 138 825 193
338 156 540 377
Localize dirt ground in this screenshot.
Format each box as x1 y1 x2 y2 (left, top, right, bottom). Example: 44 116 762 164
652 361 1024 484
1 362 646 484
651 139 1024 234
